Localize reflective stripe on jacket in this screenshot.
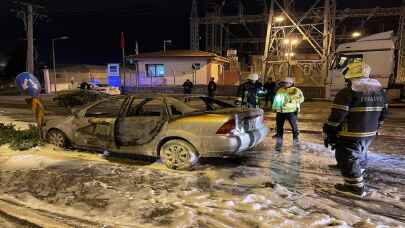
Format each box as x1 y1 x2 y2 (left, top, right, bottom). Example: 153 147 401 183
272 87 304 113
326 85 388 140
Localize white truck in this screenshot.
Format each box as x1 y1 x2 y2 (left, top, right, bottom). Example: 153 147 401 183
327 31 405 100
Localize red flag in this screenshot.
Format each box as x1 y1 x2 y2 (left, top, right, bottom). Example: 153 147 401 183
120 32 125 49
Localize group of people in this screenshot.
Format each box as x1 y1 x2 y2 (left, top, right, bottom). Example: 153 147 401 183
182 77 217 97
239 73 305 145
181 61 386 198
241 62 387 198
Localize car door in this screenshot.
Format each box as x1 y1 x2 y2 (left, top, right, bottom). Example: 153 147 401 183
115 97 167 152
72 97 127 150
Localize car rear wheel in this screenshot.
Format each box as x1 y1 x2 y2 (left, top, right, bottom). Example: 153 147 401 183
160 139 199 170
47 129 68 148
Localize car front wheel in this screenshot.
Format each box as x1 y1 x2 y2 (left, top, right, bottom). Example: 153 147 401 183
160 139 199 170
47 129 68 148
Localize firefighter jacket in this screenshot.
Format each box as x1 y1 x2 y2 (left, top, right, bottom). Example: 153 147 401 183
325 78 388 140
272 86 304 113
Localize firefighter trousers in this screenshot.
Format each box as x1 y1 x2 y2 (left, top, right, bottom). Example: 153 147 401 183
335 137 374 188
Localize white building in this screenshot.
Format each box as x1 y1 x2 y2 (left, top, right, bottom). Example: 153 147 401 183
128 50 233 86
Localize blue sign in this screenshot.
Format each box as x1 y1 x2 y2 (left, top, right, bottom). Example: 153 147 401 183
107 64 120 77
15 72 41 97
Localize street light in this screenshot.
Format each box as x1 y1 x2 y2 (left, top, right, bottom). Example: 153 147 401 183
163 40 172 52
52 36 69 93
274 16 285 23
283 37 300 78
352 31 362 38
291 38 299 45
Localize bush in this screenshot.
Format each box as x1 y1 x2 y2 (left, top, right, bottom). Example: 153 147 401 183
53 89 110 108
0 123 42 150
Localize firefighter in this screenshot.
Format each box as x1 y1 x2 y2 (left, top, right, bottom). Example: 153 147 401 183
272 77 304 144
239 73 260 108
323 61 388 197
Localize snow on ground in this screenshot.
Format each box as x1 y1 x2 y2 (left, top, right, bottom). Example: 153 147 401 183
0 108 33 130
0 103 405 227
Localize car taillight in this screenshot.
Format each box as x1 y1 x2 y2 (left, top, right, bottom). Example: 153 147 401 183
216 119 236 134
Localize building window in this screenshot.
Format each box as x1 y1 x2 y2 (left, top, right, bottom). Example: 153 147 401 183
146 64 165 77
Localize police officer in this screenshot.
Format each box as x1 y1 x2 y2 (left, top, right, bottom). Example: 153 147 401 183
323 61 388 197
272 77 304 144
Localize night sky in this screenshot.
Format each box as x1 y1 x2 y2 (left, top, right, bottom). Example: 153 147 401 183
0 0 402 66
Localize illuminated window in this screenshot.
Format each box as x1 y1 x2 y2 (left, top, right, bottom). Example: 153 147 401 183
146 64 165 77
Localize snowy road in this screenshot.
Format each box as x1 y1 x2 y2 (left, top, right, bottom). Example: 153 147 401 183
0 100 405 227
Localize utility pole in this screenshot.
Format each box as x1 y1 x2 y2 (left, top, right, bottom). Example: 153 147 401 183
12 1 46 75
26 4 34 74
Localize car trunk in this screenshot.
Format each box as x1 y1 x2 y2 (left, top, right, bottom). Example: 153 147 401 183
211 108 264 132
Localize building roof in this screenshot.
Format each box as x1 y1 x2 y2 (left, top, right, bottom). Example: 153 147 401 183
128 50 230 63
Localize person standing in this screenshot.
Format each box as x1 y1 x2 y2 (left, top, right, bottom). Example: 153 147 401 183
183 79 193 94
208 77 217 97
272 77 304 144
264 78 277 107
239 73 260 108
323 62 388 197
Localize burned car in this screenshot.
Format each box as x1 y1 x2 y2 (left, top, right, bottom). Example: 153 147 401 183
42 95 269 170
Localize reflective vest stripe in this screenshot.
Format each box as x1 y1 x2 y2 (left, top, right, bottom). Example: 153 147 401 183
344 176 363 182
332 104 350 111
344 181 364 188
350 107 384 112
326 121 340 127
338 131 377 137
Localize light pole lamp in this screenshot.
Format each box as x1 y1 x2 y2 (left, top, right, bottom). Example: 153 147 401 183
163 40 172 53
283 38 299 78
52 36 69 93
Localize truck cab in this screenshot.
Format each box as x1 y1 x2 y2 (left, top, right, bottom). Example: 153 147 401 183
327 31 397 98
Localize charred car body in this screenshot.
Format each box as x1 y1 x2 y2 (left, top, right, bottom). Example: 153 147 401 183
43 95 269 170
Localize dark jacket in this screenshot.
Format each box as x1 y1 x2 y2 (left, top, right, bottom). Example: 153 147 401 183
239 80 258 105
208 81 217 93
264 81 277 96
325 78 388 140
183 80 193 94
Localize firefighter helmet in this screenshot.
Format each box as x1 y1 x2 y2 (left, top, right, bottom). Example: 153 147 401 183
280 77 294 84
248 73 259 81
342 62 371 79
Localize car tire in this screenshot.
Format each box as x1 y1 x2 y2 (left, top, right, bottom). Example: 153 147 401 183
47 129 68 148
160 139 199 170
